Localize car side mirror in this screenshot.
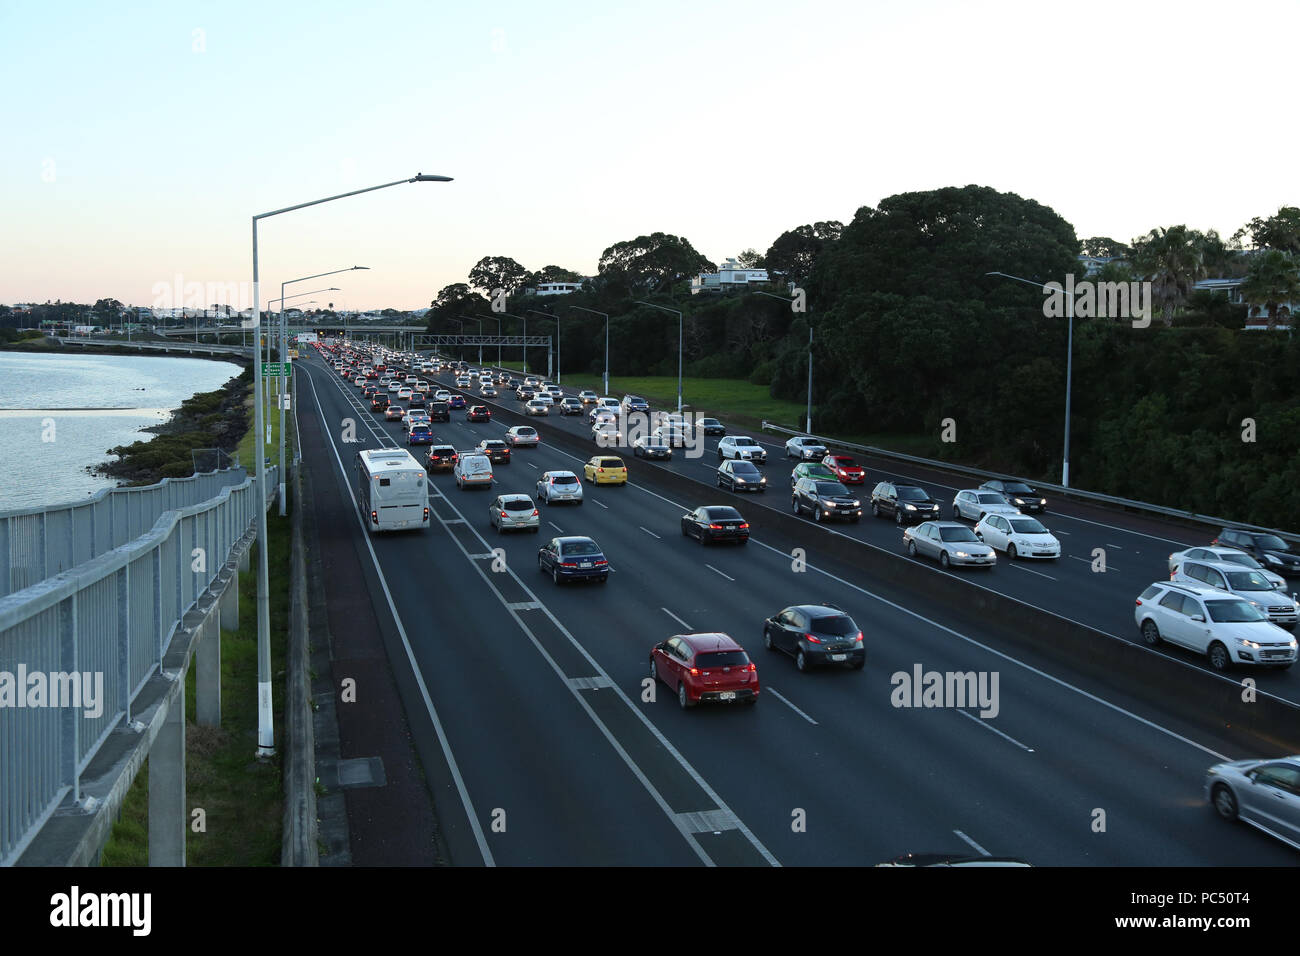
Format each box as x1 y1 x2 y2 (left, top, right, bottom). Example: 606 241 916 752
1190 614 1206 623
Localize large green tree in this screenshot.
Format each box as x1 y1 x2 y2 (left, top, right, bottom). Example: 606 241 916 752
1233 206 1300 254
1240 250 1300 328
1080 236 1132 258
468 256 529 298
1130 226 1225 326
596 233 714 294
763 222 841 289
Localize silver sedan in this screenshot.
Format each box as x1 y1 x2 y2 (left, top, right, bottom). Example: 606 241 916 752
1205 756 1300 850
903 521 997 569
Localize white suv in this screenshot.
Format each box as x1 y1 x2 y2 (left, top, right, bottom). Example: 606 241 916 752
1134 581 1297 671
786 436 829 461
1171 560 1298 629
717 435 767 463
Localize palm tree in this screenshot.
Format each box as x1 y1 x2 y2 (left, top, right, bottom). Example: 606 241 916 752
1240 250 1300 329
1131 225 1218 326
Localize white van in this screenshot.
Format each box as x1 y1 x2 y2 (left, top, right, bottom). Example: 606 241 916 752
356 448 430 532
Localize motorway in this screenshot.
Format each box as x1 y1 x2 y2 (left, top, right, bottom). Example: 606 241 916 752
296 348 1300 866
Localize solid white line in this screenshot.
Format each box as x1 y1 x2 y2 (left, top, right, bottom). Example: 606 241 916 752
592 500 608 509
766 688 818 725
1107 543 1123 549
953 830 991 856
1054 529 1071 535
640 526 661 539
526 461 537 468
956 709 1034 752
302 365 496 866
548 521 564 532
1008 564 1057 581
705 564 734 582
662 607 692 630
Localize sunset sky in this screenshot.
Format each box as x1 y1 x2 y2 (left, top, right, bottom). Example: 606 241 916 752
3 0 1297 311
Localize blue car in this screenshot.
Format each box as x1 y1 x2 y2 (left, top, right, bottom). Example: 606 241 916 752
449 394 467 409
407 424 433 445
538 536 609 585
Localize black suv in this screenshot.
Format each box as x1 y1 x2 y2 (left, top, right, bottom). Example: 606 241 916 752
792 477 862 523
870 482 940 524
763 604 865 671
979 479 1046 513
1213 529 1300 577
428 401 451 422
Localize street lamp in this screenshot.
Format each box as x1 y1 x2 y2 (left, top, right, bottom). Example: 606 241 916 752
496 311 530 374
249 171 451 757
635 300 683 412
568 306 609 396
457 314 485 365
527 310 560 382
277 266 368 516
985 270 1074 487
754 290 812 433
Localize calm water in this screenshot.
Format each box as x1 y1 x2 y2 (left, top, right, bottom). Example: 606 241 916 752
0 352 242 510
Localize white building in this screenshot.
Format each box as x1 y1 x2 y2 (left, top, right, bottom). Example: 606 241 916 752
690 258 769 295
534 281 584 296
1194 277 1295 330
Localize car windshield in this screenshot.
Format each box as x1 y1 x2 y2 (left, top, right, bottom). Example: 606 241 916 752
599 459 623 468
939 527 980 543
702 419 720 426
552 475 578 485
1220 553 1264 570
833 457 856 466
1002 482 1034 494
483 441 505 449
1206 599 1266 623
696 650 749 667
734 438 758 446
516 429 535 436
1009 518 1047 533
977 493 1005 504
1224 570 1274 591
732 462 760 475
897 487 929 500
814 482 850 496
811 615 857 636
704 508 741 520
562 540 601 556
1255 535 1291 552
503 500 533 512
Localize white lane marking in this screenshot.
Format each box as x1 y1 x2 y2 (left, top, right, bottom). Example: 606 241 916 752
766 688 818 725
526 461 538 469
1107 543 1123 549
426 474 780 866
956 710 1034 752
1054 529 1071 535
592 499 608 509
302 365 496 866
640 526 661 539
1008 563 1057 581
662 607 692 630
705 564 734 582
953 830 991 856
548 521 564 532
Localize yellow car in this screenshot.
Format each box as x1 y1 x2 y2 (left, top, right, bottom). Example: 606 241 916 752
584 455 628 485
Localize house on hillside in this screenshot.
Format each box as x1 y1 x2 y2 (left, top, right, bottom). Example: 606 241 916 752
1194 278 1295 330
690 258 769 295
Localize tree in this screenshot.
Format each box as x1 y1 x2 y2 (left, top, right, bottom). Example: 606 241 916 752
468 256 528 298
764 222 842 289
1233 206 1300 254
1130 226 1221 326
527 265 583 287
1239 250 1300 329
428 283 488 329
597 233 715 294
736 248 765 269
1080 237 1132 258
92 298 123 326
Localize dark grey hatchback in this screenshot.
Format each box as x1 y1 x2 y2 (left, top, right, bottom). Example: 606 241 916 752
763 605 865 671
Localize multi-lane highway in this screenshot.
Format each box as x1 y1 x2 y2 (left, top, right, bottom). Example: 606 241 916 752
296 347 1300 865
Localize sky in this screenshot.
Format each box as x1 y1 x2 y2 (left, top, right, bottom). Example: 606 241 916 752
2 0 1297 311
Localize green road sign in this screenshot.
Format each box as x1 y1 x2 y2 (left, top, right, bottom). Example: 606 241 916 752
261 363 291 377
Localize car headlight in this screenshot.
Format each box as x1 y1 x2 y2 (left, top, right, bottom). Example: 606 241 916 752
954 551 970 558
735 477 746 483
904 503 916 510
1013 498 1025 505
1265 555 1282 565
850 501 860 508
1039 499 1046 506
1236 638 1262 649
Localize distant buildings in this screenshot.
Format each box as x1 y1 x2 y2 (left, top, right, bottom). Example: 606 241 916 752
690 258 770 295
534 281 584 296
1193 278 1294 330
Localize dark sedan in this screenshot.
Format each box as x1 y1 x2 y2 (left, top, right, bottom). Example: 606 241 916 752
870 482 941 524
980 479 1047 514
763 605 865 671
717 459 766 492
681 506 750 545
467 405 492 423
538 536 609 584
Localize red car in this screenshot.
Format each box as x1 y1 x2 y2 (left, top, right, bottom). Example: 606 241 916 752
823 454 866 484
467 405 492 423
649 632 759 709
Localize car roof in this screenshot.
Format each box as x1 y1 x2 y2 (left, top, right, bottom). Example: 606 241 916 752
1184 559 1267 574
497 493 532 502
676 632 743 652
1150 581 1232 599
555 535 599 547
543 470 577 478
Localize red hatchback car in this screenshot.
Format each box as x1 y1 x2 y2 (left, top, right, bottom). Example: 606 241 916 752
823 454 866 484
650 633 759 709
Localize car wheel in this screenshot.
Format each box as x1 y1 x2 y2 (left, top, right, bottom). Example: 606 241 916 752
1007 543 1018 560
699 530 708 545
871 502 880 517
1211 783 1239 821
1207 642 1231 671
763 628 774 651
552 567 561 585
538 557 546 573
791 497 799 515
907 540 918 557
895 510 903 525
1140 620 1161 646
940 551 951 568
796 649 808 672
678 683 692 709
815 507 824 523
649 657 657 682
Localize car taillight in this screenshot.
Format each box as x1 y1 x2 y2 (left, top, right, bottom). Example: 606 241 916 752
689 667 700 676
500 511 509 518
1135 598 1143 605
370 511 378 524
855 631 863 642
594 558 607 565
562 561 578 568
805 633 821 644
423 508 429 520
738 522 749 529
747 662 757 672
709 523 723 530
532 510 539 516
